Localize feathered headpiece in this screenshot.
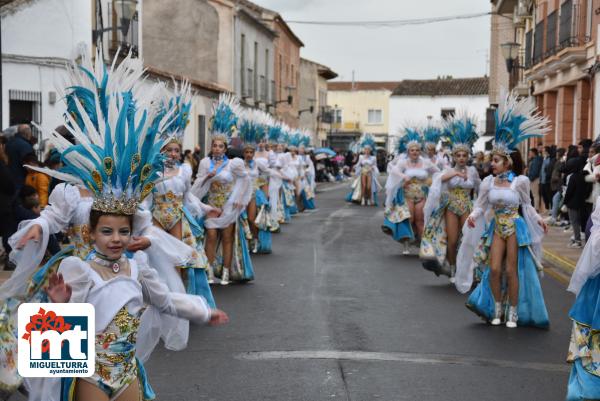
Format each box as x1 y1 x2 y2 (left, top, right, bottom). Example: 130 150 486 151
210 93 240 143
62 48 145 134
162 80 192 145
238 109 268 148
444 112 479 154
359 133 376 151
287 130 304 149
397 128 422 153
299 129 311 148
493 91 550 158
422 124 443 148
267 121 285 144
29 54 174 216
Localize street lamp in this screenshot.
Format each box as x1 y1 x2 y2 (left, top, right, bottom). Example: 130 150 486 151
93 0 138 46
500 42 521 73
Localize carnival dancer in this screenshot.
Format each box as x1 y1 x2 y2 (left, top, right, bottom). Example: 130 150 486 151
298 137 317 211
0 51 196 375
565 196 600 400
384 128 439 254
423 125 448 170
455 92 550 328
140 82 218 307
279 138 299 220
346 133 380 206
287 132 306 213
238 109 274 254
14 68 228 401
191 94 253 285
265 123 286 231
420 114 481 281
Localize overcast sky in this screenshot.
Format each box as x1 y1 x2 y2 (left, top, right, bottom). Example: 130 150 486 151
252 0 491 82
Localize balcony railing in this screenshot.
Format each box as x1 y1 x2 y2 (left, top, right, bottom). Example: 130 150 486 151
533 20 544 65
545 10 557 57
524 29 533 69
558 0 589 50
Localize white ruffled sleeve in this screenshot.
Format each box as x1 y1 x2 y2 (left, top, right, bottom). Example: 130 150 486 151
425 159 441 175
569 195 600 294
57 257 93 303
455 175 492 293
423 169 446 226
136 253 211 324
385 160 407 208
516 175 544 264
190 157 212 201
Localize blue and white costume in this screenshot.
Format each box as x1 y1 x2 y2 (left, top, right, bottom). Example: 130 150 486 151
455 92 550 328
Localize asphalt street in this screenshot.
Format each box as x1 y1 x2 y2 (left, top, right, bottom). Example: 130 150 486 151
145 182 576 401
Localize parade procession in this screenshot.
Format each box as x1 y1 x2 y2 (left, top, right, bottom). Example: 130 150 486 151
2 0 600 400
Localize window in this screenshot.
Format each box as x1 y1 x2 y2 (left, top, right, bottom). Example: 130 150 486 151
334 109 342 124
241 34 246 95
265 49 270 101
254 42 258 100
279 54 283 100
291 64 295 86
367 109 383 124
441 108 455 120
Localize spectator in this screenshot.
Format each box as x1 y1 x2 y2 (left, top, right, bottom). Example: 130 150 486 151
564 156 592 248
578 139 593 161
192 145 202 178
23 153 51 208
583 143 600 237
14 185 60 255
527 148 543 211
5 124 35 191
44 148 63 193
474 151 486 179
540 146 555 212
549 147 566 225
0 136 16 268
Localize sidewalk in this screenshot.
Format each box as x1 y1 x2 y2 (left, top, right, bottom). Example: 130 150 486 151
542 224 581 285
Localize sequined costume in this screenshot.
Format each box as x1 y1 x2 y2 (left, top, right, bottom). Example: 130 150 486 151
141 162 216 308
192 156 254 282
420 166 480 266
382 157 439 242
564 195 600 400
455 175 549 328
52 253 211 401
248 157 276 253
346 154 381 204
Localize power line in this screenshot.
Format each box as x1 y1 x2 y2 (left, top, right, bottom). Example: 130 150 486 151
286 11 491 27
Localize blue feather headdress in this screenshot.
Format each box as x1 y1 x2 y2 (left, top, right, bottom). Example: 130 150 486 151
61 48 145 134
162 80 192 144
359 133 376 151
238 109 268 148
493 91 550 157
287 130 304 149
267 121 284 144
443 112 479 154
422 124 443 148
397 128 422 154
29 55 174 215
210 93 241 144
299 129 311 148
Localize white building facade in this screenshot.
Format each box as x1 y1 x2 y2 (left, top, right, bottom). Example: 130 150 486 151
388 77 489 151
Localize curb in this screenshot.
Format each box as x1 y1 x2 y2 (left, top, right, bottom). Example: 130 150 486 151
542 249 576 285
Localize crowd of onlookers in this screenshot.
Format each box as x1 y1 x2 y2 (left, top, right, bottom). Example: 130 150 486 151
472 140 599 249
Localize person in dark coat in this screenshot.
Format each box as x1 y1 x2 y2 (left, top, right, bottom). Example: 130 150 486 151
564 156 592 248
5 124 35 191
0 136 16 268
